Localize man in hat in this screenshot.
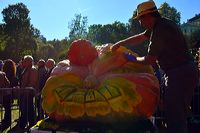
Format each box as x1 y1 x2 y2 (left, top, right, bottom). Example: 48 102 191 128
112 1 199 133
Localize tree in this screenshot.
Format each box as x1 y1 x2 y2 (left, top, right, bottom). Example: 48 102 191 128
68 14 88 41
36 44 56 61
44 38 69 61
0 24 7 57
87 21 130 45
93 24 114 44
31 26 41 39
111 21 131 42
1 3 38 61
87 24 103 44
38 35 47 44
159 2 181 25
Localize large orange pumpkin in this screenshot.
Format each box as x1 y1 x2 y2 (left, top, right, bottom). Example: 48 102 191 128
67 39 98 66
42 44 160 123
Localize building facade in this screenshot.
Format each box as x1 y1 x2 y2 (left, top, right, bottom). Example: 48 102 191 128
181 14 200 36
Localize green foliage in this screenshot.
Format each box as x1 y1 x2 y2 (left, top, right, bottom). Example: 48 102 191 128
1 2 38 61
36 44 55 61
87 21 131 45
37 38 69 62
159 2 181 25
58 50 67 61
2 3 31 36
39 35 47 44
68 14 88 41
19 49 32 57
87 24 103 44
0 25 6 51
31 25 41 38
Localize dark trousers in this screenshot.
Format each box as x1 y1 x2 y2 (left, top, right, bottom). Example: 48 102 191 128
18 90 36 128
164 63 199 133
36 95 44 120
1 95 11 129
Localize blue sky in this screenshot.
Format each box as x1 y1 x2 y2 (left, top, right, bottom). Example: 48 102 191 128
0 0 200 40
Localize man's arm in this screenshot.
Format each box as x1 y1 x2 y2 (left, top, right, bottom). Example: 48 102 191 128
112 31 149 51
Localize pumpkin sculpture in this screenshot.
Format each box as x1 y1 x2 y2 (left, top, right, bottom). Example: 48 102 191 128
42 39 160 125
67 39 98 66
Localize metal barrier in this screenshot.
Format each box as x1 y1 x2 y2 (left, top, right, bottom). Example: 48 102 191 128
0 87 37 132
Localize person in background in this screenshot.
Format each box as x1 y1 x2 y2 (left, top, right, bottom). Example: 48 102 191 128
36 59 48 120
11 55 38 131
3 59 19 87
0 70 10 131
111 1 199 133
45 58 55 79
0 59 19 131
0 71 10 87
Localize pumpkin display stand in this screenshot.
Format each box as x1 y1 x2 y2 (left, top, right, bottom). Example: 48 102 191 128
30 117 155 133
31 39 160 133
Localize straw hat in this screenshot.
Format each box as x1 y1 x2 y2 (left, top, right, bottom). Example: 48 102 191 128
134 0 158 19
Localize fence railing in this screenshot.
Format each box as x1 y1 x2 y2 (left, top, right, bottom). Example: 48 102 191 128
0 87 37 132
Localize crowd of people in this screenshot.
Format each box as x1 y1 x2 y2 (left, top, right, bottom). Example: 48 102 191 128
0 56 55 132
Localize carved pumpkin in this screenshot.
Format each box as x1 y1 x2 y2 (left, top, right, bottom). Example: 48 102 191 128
42 42 160 123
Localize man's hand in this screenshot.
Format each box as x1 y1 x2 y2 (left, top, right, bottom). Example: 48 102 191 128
123 52 137 61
